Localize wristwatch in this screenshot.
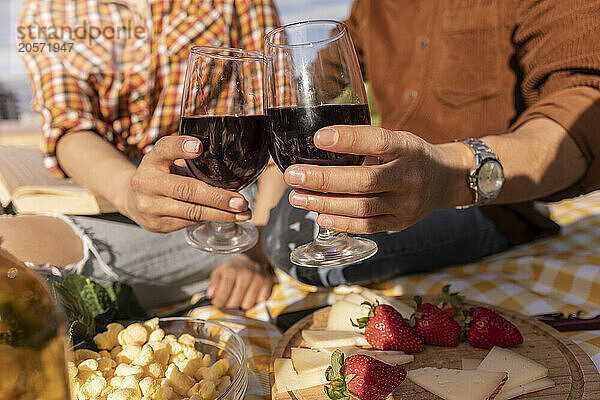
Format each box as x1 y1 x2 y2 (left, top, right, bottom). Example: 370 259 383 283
454 138 504 206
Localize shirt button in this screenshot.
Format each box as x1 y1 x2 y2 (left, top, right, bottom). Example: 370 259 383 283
419 38 429 48
408 90 418 99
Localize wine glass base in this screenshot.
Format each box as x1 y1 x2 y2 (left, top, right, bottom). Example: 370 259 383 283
185 222 258 254
290 234 378 268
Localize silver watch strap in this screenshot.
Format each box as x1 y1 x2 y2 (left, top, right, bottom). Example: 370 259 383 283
454 138 498 205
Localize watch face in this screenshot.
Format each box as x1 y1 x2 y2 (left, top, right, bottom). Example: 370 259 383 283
478 160 504 197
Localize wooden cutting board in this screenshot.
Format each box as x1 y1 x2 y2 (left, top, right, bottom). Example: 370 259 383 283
270 296 600 399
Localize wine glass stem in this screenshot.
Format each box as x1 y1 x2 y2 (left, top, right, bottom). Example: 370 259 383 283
316 227 341 243
210 222 238 239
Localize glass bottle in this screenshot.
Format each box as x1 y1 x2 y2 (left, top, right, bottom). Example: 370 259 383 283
0 249 71 400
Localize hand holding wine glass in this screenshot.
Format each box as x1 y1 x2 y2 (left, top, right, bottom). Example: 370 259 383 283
122 135 251 233
264 20 378 267
283 124 462 234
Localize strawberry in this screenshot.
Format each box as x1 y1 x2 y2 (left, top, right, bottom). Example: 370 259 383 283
324 349 406 400
434 284 465 317
409 296 461 347
464 306 523 348
352 302 424 352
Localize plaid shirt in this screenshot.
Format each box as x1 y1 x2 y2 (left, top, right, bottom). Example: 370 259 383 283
18 0 279 177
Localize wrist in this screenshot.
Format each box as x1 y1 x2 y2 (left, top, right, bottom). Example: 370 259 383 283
434 142 474 208
113 168 137 216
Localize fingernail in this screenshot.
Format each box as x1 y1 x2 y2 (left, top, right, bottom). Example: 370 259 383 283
229 197 247 211
290 192 308 207
236 212 251 222
319 215 333 228
315 128 338 148
285 167 305 186
207 286 215 299
183 139 201 154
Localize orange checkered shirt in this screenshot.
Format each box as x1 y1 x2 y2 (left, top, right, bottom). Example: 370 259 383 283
18 0 279 177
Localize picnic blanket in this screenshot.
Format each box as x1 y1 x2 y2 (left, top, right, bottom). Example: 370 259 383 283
190 190 600 399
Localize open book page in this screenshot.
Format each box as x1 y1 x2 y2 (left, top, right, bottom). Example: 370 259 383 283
0 145 116 214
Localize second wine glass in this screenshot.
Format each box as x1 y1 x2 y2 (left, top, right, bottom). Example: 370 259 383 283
264 20 378 267
179 47 268 253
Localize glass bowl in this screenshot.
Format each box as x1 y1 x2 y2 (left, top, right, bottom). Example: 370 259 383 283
159 317 248 400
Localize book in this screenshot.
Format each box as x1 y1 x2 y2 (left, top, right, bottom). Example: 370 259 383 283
0 145 117 215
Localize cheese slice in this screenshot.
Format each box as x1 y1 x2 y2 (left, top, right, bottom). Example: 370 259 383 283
294 346 413 370
326 300 370 332
291 348 332 374
343 293 370 306
407 367 507 400
273 358 328 393
462 358 482 370
302 330 369 348
360 289 414 319
477 347 548 391
495 378 555 400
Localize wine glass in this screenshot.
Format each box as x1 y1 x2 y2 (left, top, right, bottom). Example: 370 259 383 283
264 20 378 267
179 47 268 253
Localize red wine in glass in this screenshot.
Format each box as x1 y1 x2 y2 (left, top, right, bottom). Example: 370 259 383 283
267 103 370 171
181 115 268 191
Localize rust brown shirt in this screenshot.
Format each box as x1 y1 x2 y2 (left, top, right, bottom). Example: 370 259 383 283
346 0 600 244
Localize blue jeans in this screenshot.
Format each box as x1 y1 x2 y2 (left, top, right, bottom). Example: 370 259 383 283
262 188 511 287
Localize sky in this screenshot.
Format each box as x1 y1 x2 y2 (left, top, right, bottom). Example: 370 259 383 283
0 0 354 118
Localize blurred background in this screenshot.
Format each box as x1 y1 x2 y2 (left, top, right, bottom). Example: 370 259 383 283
0 0 353 135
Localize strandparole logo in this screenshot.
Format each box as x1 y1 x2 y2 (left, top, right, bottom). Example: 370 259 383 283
17 19 148 48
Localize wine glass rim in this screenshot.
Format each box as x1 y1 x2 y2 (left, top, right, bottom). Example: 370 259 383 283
264 19 348 49
190 46 264 62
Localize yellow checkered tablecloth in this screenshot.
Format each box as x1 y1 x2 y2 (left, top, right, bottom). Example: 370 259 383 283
190 191 600 399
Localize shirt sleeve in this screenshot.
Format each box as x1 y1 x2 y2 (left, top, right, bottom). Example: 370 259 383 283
511 0 600 200
18 0 112 178
232 0 281 52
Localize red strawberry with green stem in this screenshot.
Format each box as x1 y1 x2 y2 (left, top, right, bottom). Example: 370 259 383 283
435 284 465 317
464 306 523 348
351 301 424 352
324 349 406 400
409 296 461 347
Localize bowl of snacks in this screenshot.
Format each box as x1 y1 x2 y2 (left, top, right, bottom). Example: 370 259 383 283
69 317 248 400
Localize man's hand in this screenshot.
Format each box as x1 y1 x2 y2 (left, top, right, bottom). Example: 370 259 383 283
207 254 274 310
122 136 252 233
282 125 473 234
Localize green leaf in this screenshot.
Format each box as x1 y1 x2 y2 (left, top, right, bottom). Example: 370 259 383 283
49 281 95 346
331 350 345 380
345 374 356 384
325 366 335 381
413 295 422 310
325 385 334 399
112 282 149 321
332 381 345 391
348 390 360 399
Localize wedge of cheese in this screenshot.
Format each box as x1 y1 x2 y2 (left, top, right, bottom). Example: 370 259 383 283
407 367 507 400
273 358 327 393
293 347 413 372
343 293 370 306
477 347 548 391
495 378 555 400
291 348 331 374
302 330 369 349
462 358 482 370
360 289 414 319
326 300 370 332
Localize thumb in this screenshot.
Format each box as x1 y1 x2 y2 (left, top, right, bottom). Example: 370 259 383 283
144 135 203 167
314 125 403 159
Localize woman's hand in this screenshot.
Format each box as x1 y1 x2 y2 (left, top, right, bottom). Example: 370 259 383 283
207 254 274 310
282 126 472 234
121 135 252 233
